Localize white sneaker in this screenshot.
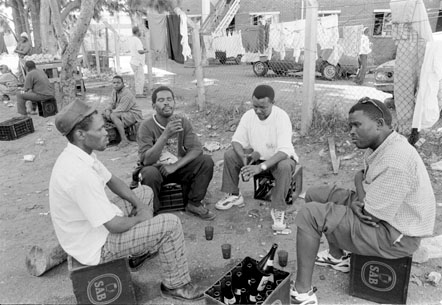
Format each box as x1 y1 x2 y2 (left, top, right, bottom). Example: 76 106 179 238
271 209 287 231
215 194 244 210
315 249 351 273
290 284 318 305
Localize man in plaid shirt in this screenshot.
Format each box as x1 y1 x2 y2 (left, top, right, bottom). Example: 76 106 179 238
290 97 436 305
103 75 143 148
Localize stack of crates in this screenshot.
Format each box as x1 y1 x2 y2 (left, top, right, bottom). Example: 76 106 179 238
0 117 34 141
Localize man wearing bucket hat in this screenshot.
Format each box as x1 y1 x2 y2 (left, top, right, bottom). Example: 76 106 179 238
14 32 32 83
49 100 205 301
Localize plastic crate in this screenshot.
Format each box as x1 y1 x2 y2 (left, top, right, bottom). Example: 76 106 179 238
68 256 136 304
37 98 58 118
0 117 34 141
349 254 412 304
205 256 291 305
105 122 138 146
157 183 185 213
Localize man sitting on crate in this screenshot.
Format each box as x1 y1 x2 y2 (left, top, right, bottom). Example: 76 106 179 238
133 86 216 221
16 60 54 117
215 84 299 231
49 100 205 301
103 75 143 148
290 97 436 305
0 64 19 102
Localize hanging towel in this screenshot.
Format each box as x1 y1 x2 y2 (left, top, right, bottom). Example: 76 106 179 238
175 8 192 60
166 14 184 64
147 13 168 55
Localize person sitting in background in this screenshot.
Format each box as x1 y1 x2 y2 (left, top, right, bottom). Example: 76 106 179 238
49 100 205 301
0 64 18 102
16 60 54 116
135 86 216 220
215 84 299 231
290 97 435 305
103 75 143 148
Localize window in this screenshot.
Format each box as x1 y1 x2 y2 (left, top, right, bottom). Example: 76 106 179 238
250 12 280 25
318 10 341 18
373 9 392 37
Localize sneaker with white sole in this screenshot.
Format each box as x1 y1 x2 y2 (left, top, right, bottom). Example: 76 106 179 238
290 285 318 305
271 209 287 231
215 194 244 210
315 249 351 273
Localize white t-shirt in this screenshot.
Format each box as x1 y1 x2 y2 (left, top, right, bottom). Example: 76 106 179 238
232 105 298 162
49 143 123 265
129 35 145 66
359 35 371 55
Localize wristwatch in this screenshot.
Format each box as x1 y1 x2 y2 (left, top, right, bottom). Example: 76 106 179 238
260 163 267 172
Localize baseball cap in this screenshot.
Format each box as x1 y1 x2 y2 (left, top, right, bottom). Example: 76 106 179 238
55 100 97 136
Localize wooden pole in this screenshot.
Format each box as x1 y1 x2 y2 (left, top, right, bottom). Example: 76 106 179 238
300 0 318 135
25 243 67 277
191 22 206 111
144 26 153 93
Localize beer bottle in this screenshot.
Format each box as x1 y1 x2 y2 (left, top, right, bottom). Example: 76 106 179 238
248 277 258 304
256 243 278 291
232 271 244 303
222 280 236 304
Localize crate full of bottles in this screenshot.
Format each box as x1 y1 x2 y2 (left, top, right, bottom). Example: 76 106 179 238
205 244 291 305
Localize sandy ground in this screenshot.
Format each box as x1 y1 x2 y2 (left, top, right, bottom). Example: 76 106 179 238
0 62 441 304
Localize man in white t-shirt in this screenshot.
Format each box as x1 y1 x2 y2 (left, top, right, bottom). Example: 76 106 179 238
129 26 148 98
49 100 204 301
215 84 299 231
354 27 372 85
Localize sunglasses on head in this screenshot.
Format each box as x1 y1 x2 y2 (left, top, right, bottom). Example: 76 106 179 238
358 97 385 118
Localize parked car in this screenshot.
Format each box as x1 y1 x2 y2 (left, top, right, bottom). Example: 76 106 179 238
252 48 359 80
374 31 442 108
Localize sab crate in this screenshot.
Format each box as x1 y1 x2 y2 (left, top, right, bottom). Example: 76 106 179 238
349 254 412 304
0 117 34 141
205 256 291 305
157 183 185 213
68 256 136 305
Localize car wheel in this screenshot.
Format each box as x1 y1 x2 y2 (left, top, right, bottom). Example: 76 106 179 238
253 61 269 77
321 63 338 80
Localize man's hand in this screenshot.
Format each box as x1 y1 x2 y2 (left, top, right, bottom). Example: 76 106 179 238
159 163 179 176
163 119 183 139
240 164 261 179
135 207 150 222
103 109 112 120
355 169 364 183
350 200 379 227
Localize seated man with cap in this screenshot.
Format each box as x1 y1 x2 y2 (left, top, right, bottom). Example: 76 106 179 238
49 100 205 301
16 60 54 116
215 84 299 231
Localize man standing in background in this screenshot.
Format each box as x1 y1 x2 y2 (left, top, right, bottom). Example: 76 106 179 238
129 26 148 98
354 27 372 86
14 32 32 83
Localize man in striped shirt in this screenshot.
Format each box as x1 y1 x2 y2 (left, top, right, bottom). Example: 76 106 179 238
290 97 436 305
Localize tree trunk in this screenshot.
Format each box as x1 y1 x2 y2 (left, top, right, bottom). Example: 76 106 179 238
50 0 100 108
9 0 26 38
29 0 41 53
39 0 57 54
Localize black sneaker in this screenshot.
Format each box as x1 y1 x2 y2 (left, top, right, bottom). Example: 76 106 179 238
186 204 216 221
